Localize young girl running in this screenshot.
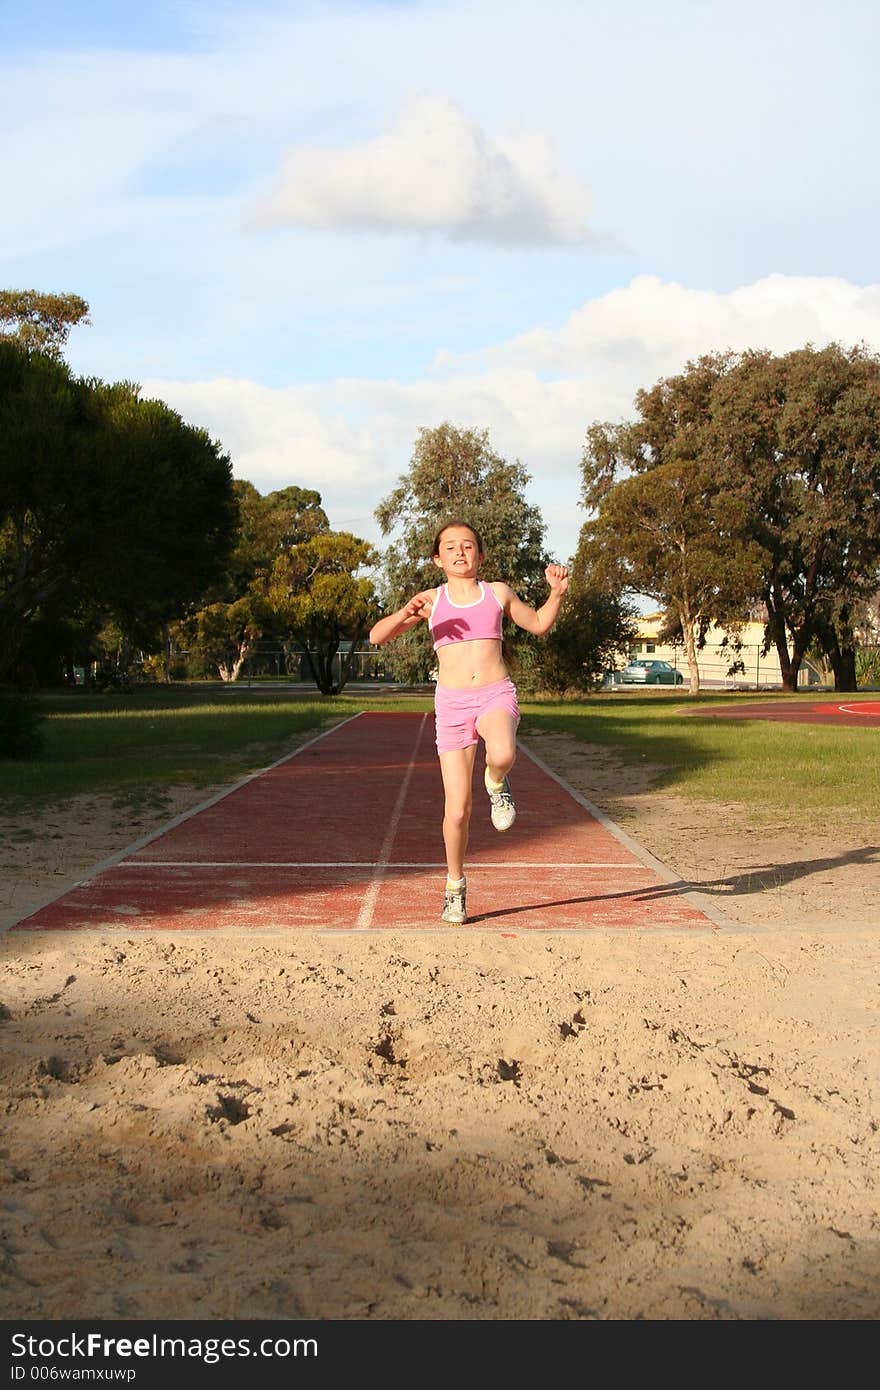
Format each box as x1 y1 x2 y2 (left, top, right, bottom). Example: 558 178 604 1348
368 520 569 924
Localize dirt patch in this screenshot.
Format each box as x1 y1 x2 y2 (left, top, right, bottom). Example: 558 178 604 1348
0 785 227 927
525 729 880 929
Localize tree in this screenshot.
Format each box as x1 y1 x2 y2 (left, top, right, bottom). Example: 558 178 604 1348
581 345 880 694
0 289 90 358
84 381 239 657
175 483 331 682
374 422 550 683
707 344 880 692
265 531 379 694
537 533 638 694
176 598 267 683
0 344 91 678
581 356 763 694
17 593 107 688
226 482 329 596
0 342 238 681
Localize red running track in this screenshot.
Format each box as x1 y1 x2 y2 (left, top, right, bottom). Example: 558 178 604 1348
694 698 880 728
8 713 725 934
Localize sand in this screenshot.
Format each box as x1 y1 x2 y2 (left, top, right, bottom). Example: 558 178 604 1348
1 729 878 1321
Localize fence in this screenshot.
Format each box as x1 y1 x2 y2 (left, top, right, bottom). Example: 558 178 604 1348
236 642 392 685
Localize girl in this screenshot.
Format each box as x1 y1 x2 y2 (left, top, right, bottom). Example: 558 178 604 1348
369 520 569 924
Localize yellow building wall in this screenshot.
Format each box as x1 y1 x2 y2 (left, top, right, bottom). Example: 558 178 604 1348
627 615 825 688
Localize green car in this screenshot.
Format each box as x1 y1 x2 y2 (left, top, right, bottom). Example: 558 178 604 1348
621 659 684 685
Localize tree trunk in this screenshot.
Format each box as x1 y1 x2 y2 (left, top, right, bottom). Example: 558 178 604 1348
299 644 317 688
765 597 800 691
310 637 340 694
296 642 330 695
816 614 858 692
785 642 806 691
0 619 26 683
680 605 701 695
832 609 858 693
336 627 364 694
834 647 858 692
218 640 251 682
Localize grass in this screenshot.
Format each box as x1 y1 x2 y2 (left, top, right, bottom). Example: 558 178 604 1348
520 689 880 821
0 685 430 808
2 683 878 828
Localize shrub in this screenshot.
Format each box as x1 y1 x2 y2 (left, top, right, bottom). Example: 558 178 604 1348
856 647 880 688
0 693 46 758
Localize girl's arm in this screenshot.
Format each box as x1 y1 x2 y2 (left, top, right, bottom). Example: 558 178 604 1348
493 563 569 636
369 590 435 646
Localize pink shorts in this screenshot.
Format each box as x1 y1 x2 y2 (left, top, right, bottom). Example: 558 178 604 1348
434 676 520 754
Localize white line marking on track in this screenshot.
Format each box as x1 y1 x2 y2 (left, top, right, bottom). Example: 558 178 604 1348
355 714 428 929
116 860 652 870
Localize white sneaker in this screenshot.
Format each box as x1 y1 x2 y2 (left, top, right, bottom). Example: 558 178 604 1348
441 877 467 924
485 770 516 832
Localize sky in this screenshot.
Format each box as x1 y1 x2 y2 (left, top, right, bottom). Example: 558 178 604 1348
4 0 879 570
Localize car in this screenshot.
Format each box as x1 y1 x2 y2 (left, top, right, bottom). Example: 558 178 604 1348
620 659 684 685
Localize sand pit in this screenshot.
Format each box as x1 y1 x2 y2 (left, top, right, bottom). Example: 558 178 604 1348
1 731 878 1320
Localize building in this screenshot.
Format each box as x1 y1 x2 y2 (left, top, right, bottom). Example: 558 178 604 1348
624 611 826 689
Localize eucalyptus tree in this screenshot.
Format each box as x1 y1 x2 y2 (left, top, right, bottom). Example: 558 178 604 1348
176 596 268 683
0 289 90 358
581 344 880 693
230 482 329 590
707 343 880 691
374 422 549 684
176 483 331 682
265 531 379 694
581 355 763 694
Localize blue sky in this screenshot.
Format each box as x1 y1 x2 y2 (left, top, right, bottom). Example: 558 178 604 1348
4 0 879 565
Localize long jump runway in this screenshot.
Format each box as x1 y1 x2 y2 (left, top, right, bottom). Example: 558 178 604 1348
8 713 727 934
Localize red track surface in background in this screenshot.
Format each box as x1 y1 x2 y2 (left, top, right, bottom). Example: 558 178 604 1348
694 699 880 727
10 713 721 934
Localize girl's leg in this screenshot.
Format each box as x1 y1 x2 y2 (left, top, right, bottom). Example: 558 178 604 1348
476 707 518 832
476 707 518 785
438 745 477 880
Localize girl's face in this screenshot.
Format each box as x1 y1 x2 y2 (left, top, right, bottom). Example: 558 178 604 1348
433 526 483 578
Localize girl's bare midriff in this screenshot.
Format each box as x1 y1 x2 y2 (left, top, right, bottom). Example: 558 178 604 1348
436 637 508 689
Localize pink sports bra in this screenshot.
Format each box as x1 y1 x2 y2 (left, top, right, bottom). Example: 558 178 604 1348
429 582 504 650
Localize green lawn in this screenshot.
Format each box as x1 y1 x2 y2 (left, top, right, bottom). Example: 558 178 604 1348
3 684 877 827
0 686 429 808
520 690 880 821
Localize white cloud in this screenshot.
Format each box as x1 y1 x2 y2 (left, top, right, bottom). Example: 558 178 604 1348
141 376 382 487
460 274 880 374
250 95 597 245
143 273 880 565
